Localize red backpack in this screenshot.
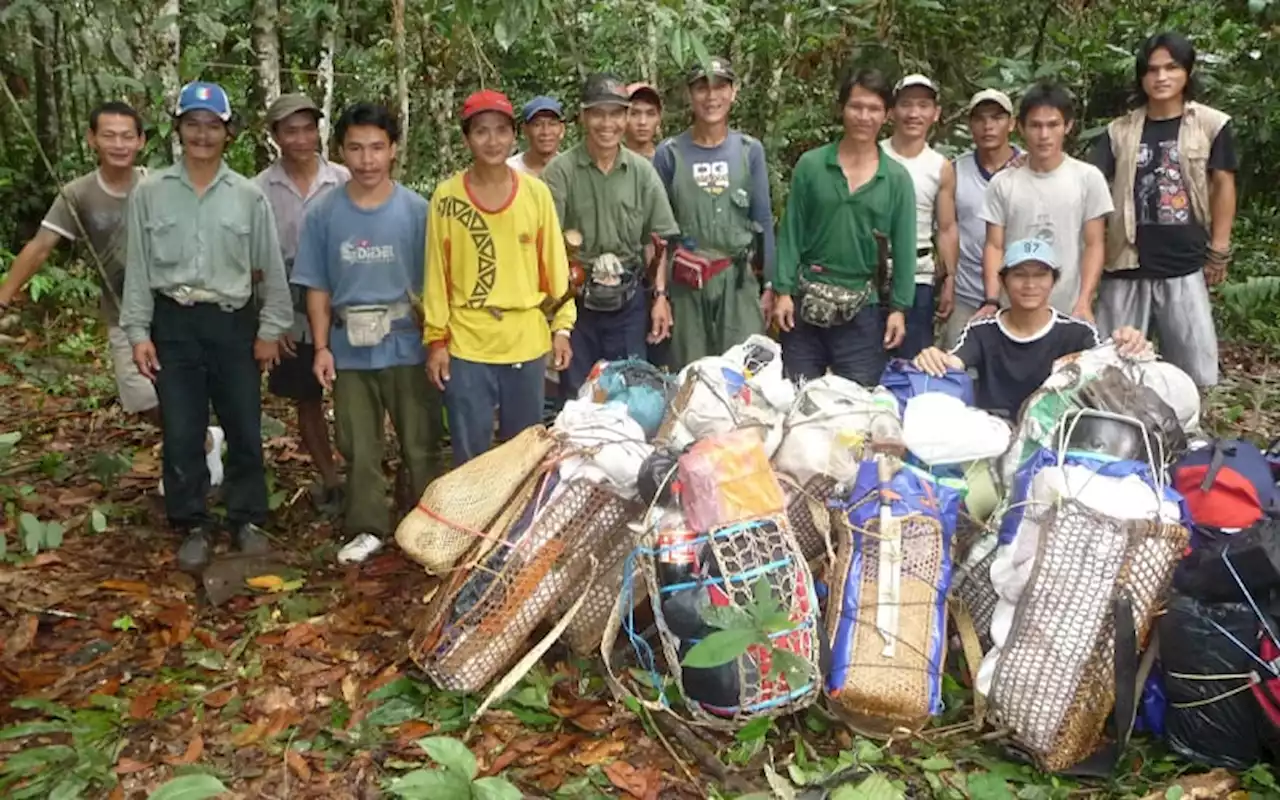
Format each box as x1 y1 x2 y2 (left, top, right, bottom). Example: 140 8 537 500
1174 440 1279 530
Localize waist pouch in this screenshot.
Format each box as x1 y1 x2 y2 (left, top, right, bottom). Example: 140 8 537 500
582 258 640 313
340 301 412 347
672 246 735 290
798 273 873 328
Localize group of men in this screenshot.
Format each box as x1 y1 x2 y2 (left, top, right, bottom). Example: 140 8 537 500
0 30 1236 570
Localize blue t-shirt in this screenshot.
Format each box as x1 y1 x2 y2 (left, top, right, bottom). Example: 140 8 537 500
292 183 429 371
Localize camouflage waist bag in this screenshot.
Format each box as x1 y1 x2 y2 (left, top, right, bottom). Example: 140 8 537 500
798 274 873 328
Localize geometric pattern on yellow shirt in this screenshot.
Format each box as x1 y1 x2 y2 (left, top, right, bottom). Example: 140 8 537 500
436 195 497 309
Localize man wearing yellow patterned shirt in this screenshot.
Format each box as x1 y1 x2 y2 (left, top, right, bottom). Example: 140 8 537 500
425 90 575 466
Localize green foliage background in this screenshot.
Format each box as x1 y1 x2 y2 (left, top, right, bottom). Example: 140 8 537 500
0 0 1277 335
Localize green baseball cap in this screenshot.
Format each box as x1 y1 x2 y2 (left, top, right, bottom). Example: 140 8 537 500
266 94 322 127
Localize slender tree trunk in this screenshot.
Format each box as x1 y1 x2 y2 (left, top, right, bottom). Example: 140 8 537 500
31 7 59 171
253 0 281 107
317 1 337 158
158 0 181 161
392 0 408 179
644 4 658 85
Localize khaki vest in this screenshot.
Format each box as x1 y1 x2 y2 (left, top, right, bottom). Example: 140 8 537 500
1103 102 1229 272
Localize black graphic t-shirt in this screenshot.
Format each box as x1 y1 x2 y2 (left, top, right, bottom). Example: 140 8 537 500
1093 117 1238 280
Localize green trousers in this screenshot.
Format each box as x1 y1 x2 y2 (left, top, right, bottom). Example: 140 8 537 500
333 365 441 537
670 264 765 369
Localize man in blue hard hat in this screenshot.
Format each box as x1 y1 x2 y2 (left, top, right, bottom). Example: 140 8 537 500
120 81 292 572
508 95 565 178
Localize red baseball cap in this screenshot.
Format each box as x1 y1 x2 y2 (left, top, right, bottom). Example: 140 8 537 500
626 82 662 108
461 90 515 122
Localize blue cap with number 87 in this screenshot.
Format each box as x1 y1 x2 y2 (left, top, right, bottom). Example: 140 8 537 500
1002 238 1060 274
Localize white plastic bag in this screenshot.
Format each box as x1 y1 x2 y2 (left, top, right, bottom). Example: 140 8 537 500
903 393 1011 466
552 400 653 497
772 375 898 486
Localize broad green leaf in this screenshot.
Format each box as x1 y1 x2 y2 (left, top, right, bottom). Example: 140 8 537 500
681 628 763 668
919 755 953 772
387 768 471 799
769 648 813 686
966 772 1015 800
0 744 76 772
365 696 423 726
1165 788 1185 800
689 33 712 76
19 513 43 554
494 18 514 51
852 738 884 764
366 676 425 702
734 715 773 742
48 775 90 800
9 698 73 719
44 521 63 549
473 776 524 800
421 736 478 779
146 774 229 800
831 773 905 800
91 509 108 533
699 602 752 631
0 720 72 739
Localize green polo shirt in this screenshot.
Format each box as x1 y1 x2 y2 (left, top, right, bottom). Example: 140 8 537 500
120 161 292 345
541 143 679 264
775 142 917 310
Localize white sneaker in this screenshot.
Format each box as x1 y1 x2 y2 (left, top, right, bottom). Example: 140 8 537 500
158 426 227 496
338 533 383 564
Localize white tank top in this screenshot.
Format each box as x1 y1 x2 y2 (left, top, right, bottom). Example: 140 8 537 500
880 139 946 283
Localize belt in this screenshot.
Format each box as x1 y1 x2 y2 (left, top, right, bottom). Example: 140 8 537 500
157 287 243 312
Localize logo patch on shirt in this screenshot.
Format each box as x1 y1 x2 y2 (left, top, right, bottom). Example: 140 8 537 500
693 160 731 196
340 238 397 264
518 232 533 246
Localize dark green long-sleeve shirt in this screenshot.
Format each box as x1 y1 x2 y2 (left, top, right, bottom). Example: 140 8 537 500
775 142 917 311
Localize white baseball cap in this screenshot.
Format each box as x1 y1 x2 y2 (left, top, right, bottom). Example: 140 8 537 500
894 74 939 97
967 88 1014 116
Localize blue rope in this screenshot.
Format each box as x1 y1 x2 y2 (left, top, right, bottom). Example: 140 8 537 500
620 547 668 706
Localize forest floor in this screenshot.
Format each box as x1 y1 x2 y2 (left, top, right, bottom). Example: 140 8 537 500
1 310 1280 800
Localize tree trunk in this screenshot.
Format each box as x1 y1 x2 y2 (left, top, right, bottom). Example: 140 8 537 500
253 0 281 107
317 1 337 159
158 0 181 161
31 7 59 171
392 0 408 179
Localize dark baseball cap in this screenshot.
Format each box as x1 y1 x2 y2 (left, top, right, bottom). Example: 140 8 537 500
266 94 321 127
581 74 631 109
686 56 736 85
626 82 662 108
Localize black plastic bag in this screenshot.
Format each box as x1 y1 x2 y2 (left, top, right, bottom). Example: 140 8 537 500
637 446 683 506
1160 591 1267 769
1176 519 1280 603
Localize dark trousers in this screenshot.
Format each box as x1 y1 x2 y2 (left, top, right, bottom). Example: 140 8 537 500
152 296 267 530
561 289 649 399
444 355 547 467
781 304 889 388
895 283 936 360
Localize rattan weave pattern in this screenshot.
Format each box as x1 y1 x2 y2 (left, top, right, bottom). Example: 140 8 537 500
643 515 822 729
827 507 949 738
988 500 1187 771
785 475 838 564
551 502 645 655
396 426 557 574
409 480 638 693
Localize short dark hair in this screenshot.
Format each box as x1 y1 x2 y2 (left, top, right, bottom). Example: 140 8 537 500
90 102 143 136
1018 83 1075 124
335 102 400 145
1136 31 1198 102
838 69 892 109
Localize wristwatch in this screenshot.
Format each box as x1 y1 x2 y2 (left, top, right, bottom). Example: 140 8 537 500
980 297 1000 310
651 287 669 299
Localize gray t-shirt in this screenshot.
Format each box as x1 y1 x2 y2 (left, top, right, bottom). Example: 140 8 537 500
980 155 1113 312
41 168 145 323
290 183 428 372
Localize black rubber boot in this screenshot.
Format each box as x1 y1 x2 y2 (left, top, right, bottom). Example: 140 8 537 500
176 527 214 573
231 523 271 556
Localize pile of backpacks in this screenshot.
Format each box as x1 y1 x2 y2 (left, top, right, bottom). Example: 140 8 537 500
393 333 1280 773
1156 438 1280 768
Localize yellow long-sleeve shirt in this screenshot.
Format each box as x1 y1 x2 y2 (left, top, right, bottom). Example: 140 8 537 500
425 170 575 364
